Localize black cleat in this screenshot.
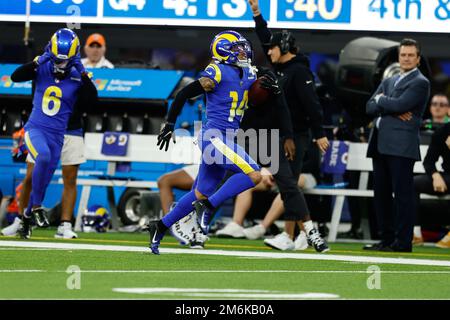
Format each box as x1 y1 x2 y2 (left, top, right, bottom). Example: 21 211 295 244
143 221 165 255
307 228 330 253
31 207 49 228
193 200 213 235
363 242 390 251
18 216 32 239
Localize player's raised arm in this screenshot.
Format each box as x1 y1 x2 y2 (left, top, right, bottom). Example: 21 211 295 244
157 79 206 152
248 0 272 63
11 46 53 82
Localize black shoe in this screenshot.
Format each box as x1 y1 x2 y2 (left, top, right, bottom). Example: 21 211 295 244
318 223 329 238
193 200 213 235
380 243 412 253
338 228 364 240
18 217 32 239
307 228 330 253
363 242 390 251
143 221 165 255
31 207 49 228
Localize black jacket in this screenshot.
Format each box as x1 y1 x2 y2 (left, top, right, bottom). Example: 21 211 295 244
11 61 98 132
241 67 293 139
254 14 325 139
423 122 450 175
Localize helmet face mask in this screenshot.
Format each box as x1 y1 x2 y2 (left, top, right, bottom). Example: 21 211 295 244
210 30 253 68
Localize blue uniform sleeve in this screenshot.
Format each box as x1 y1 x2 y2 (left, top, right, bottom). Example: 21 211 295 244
200 63 222 87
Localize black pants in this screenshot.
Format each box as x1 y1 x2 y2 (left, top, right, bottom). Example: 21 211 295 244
372 153 415 249
272 132 311 221
414 173 450 225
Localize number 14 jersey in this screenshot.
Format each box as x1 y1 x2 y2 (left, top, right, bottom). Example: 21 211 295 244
200 62 256 132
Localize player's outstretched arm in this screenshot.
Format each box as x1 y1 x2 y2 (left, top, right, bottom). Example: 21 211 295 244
11 46 52 82
157 79 206 151
10 61 37 82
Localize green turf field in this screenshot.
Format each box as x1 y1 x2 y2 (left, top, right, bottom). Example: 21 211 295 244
1 229 450 300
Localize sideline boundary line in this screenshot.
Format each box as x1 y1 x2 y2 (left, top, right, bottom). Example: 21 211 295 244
1 240 450 267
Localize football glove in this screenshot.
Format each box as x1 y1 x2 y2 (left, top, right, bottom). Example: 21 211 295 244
35 50 52 67
157 122 175 151
72 54 87 76
259 71 281 95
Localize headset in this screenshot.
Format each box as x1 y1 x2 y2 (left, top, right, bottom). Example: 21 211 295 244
279 30 293 55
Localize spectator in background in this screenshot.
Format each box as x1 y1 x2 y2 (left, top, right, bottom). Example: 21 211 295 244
422 93 449 131
365 38 430 252
82 33 114 69
413 122 450 248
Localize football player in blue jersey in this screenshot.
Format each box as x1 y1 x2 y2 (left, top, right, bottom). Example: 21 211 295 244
145 30 280 254
10 28 97 239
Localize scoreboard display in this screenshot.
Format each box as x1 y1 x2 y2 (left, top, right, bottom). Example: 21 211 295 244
0 0 448 33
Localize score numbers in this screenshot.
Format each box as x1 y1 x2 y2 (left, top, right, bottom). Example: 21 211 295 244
163 0 248 18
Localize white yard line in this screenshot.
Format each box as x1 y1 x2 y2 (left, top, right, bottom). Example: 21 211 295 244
1 240 450 267
0 270 43 272
112 288 340 299
1 269 450 274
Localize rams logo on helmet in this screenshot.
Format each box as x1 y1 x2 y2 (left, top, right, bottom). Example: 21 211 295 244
210 30 253 68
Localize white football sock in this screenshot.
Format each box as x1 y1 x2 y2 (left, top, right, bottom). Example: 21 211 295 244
413 226 422 237
304 220 314 234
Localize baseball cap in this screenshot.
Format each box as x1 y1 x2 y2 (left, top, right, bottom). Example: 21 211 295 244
86 33 106 47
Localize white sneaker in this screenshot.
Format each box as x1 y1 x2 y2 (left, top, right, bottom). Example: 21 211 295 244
264 232 295 250
294 231 308 250
243 224 266 240
215 222 245 238
55 222 78 239
1 217 21 236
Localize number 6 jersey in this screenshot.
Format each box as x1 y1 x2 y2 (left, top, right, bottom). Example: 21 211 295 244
27 61 82 134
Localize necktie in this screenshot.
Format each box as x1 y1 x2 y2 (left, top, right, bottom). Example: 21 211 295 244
394 75 402 87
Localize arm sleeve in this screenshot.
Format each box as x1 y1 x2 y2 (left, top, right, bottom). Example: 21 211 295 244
293 68 325 139
366 83 384 117
253 14 273 64
275 92 294 139
377 79 430 114
423 127 445 175
10 61 37 82
166 80 205 124
77 73 98 113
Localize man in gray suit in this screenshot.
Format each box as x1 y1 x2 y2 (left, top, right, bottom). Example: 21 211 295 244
364 38 430 252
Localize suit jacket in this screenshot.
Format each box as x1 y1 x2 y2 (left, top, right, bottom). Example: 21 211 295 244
366 69 430 160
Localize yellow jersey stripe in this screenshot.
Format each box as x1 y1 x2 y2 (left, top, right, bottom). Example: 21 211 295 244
210 137 254 174
24 131 38 159
208 64 222 84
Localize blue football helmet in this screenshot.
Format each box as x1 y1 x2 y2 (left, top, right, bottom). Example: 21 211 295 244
210 30 253 68
81 205 110 233
48 28 80 72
